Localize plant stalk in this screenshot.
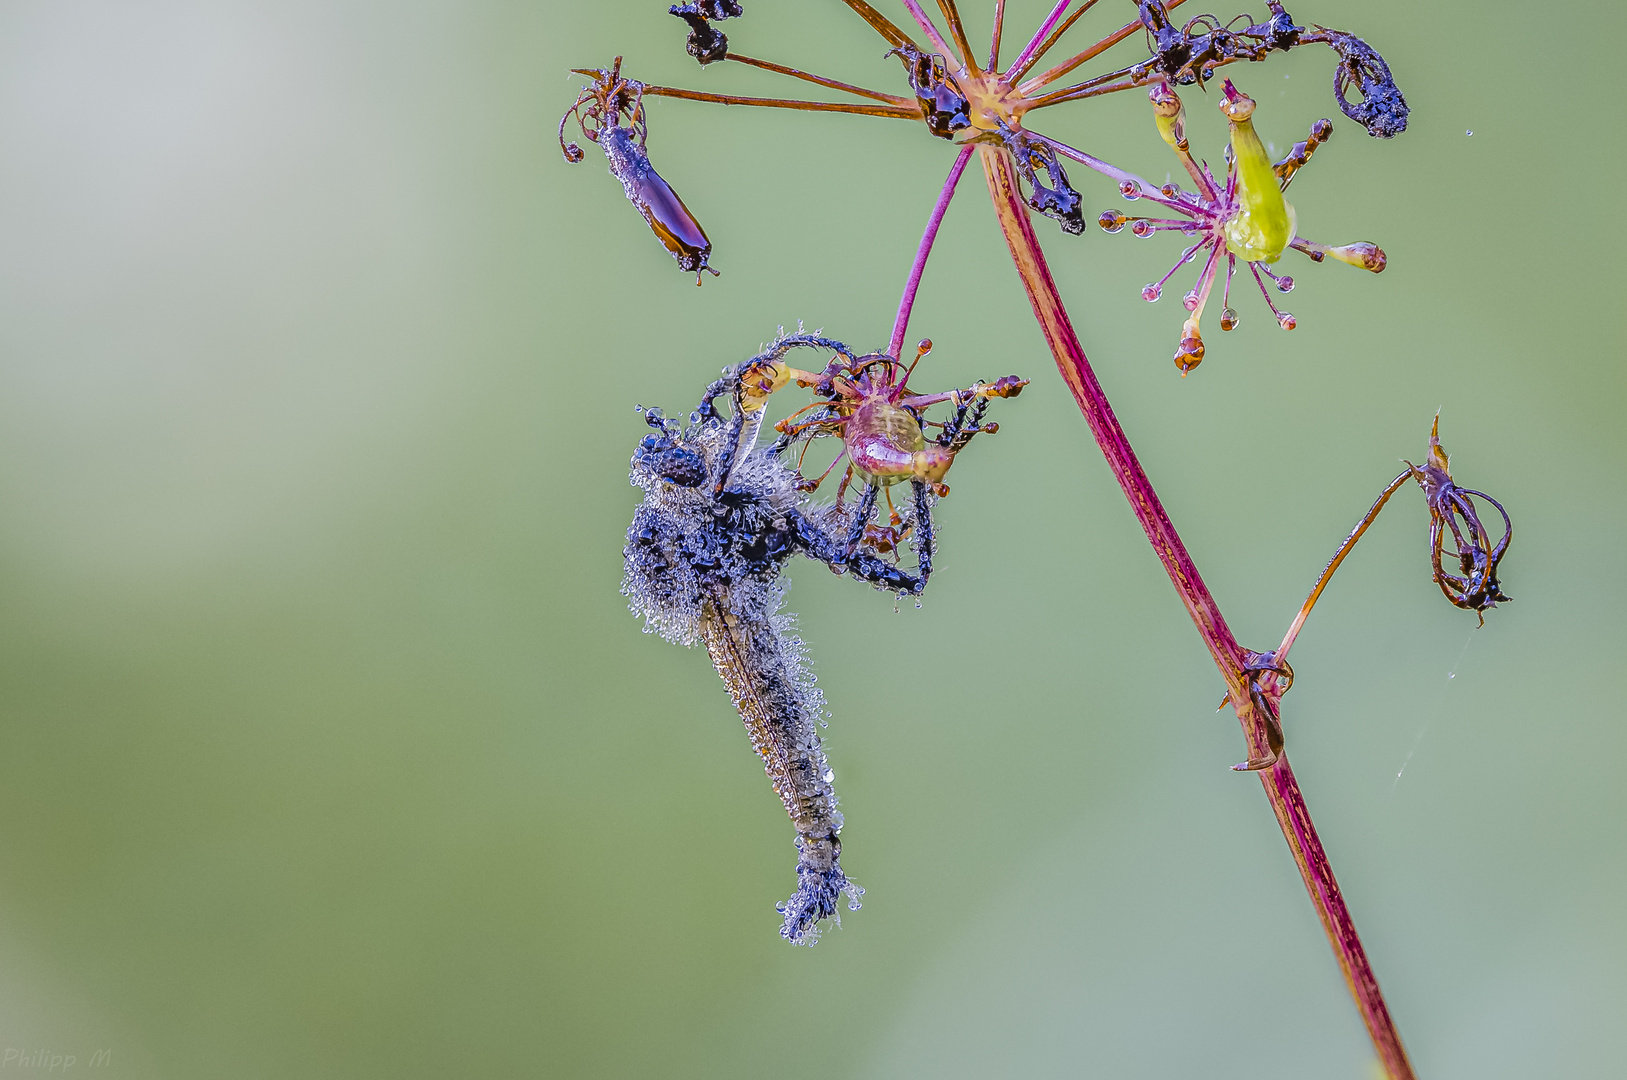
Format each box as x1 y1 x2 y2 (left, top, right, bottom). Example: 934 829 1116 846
978 144 1416 1080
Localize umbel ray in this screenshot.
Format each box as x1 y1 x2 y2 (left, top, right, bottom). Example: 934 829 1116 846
622 332 1024 944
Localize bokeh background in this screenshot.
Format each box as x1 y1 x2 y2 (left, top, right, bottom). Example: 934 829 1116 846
0 1 1620 1077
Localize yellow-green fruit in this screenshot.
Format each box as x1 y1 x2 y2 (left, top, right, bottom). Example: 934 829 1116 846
1221 97 1295 263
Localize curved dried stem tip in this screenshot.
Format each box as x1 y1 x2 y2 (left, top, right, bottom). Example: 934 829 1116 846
1315 26 1409 138
1409 414 1513 623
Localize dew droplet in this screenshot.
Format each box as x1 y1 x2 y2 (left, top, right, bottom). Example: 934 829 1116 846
1276 275 1294 293
1142 282 1162 302
1183 290 1200 312
1099 210 1126 233
1219 307 1239 331
1465 129 1473 136
823 769 835 783
1277 311 1297 330
1132 219 1154 237
1120 179 1143 200
1160 183 1181 199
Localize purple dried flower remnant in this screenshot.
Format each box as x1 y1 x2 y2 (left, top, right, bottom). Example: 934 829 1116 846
888 44 971 140
1408 415 1512 622
1128 1 1407 137
669 1 741 66
559 58 719 282
1320 27 1409 138
1099 78 1384 373
1005 131 1086 235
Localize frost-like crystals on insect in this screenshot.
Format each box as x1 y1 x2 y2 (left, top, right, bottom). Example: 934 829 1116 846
624 332 1023 943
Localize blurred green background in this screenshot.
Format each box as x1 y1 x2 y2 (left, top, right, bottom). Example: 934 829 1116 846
0 1 1620 1077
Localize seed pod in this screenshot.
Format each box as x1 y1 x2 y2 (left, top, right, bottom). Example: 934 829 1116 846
601 126 719 283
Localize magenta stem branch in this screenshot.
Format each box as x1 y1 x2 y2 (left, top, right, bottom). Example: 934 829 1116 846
898 0 958 63
1035 134 1149 191
1004 0 1074 80
1276 470 1414 665
979 143 1417 1080
890 145 974 359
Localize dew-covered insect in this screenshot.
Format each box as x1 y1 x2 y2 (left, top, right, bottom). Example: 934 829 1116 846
559 57 719 283
623 332 1020 943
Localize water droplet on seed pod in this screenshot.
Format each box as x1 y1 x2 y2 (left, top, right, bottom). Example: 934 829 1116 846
1219 307 1239 331
1277 311 1297 330
1142 283 1162 302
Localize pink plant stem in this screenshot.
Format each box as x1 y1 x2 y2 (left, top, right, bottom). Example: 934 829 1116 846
1004 0 1073 79
898 0 957 62
979 144 1417 1080
891 145 975 359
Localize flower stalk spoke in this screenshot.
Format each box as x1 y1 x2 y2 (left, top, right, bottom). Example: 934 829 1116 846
935 0 980 74
891 145 975 358
988 0 1007 70
1019 0 1192 94
1005 0 1101 83
835 0 917 49
899 0 958 64
642 84 920 120
724 54 914 106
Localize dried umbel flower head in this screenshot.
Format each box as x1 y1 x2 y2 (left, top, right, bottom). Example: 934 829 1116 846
560 1 1407 306
624 331 1023 942
1097 78 1385 372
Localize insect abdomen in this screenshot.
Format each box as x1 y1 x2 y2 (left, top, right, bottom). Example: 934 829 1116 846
698 587 860 944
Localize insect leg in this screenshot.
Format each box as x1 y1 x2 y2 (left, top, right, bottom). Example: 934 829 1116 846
843 482 880 561
911 479 934 588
